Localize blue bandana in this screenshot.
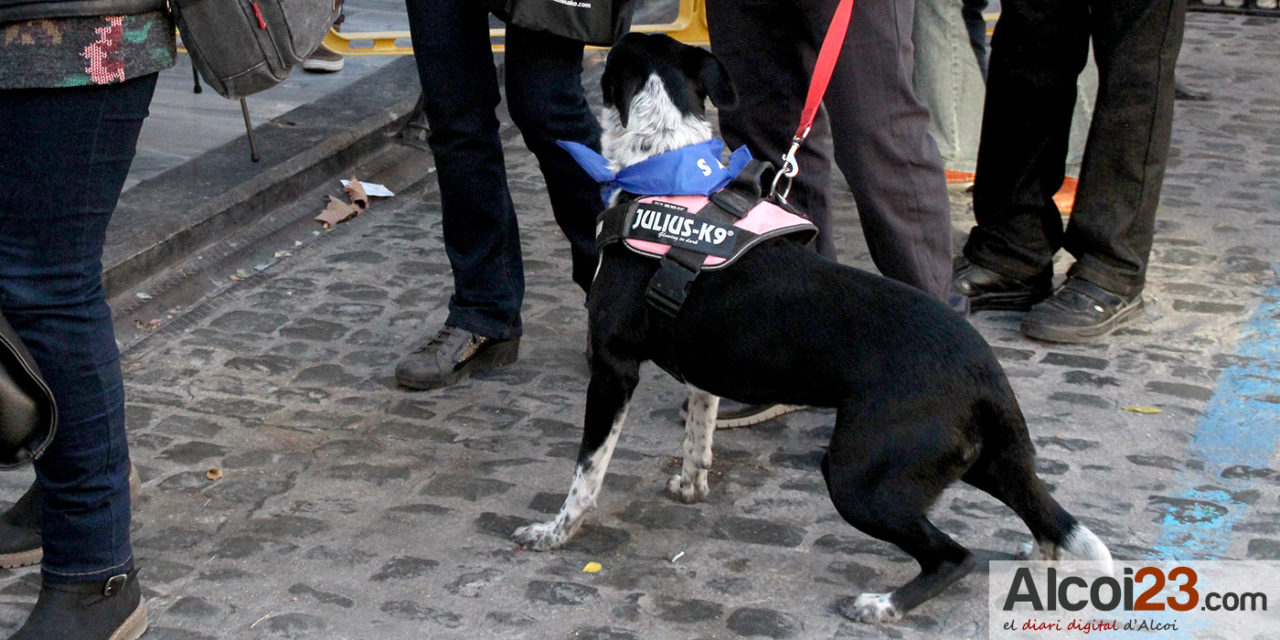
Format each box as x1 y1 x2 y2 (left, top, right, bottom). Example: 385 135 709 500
558 138 753 204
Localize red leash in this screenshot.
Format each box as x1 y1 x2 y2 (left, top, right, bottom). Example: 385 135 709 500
770 0 856 199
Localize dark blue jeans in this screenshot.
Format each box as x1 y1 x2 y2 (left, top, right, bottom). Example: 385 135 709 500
405 0 603 340
0 74 156 583
965 0 1186 297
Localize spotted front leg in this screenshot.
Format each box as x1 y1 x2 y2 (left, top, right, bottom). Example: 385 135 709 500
514 404 629 550
667 386 717 503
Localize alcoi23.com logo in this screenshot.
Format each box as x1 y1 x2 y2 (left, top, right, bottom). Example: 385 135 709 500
988 560 1280 638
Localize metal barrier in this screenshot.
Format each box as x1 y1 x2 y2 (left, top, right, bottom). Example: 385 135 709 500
320 0 710 56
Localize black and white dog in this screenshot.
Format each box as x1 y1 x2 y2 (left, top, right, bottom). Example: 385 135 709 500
513 33 1111 623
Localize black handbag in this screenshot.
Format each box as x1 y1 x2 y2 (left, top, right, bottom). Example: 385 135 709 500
487 0 635 46
0 312 56 468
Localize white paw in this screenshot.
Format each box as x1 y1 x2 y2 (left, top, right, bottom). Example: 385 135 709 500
1014 541 1061 561
513 521 567 551
666 472 709 503
839 593 901 625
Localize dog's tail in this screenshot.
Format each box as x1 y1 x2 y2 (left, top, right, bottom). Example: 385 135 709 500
964 395 1113 572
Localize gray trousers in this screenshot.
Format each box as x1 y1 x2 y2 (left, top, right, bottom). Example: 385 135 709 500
705 0 954 304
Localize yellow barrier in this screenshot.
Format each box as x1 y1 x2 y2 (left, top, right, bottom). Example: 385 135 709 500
320 0 710 56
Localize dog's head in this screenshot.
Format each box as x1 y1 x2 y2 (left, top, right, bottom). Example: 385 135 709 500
599 33 738 168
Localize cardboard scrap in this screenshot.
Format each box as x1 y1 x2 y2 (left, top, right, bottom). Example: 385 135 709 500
344 177 369 210
315 177 374 228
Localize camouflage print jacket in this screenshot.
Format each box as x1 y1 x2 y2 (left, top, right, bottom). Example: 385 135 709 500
0 10 175 89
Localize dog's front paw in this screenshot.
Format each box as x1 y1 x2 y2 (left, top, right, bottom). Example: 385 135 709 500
666 472 709 503
837 593 901 625
513 521 569 551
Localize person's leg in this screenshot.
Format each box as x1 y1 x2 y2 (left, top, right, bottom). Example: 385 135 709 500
0 74 155 639
963 0 1090 281
960 0 988 78
705 0 839 259
504 26 603 295
914 0 986 175
1062 0 1186 297
813 0 956 303
405 0 523 340
1019 0 1187 343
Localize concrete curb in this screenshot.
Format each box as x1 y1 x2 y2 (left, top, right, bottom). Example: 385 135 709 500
103 56 423 298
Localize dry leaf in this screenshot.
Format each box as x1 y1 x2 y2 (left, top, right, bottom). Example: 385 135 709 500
1124 406 1163 414
582 562 602 573
344 177 369 210
315 195 361 228
206 468 223 481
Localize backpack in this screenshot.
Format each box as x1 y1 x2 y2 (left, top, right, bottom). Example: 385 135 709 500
171 0 341 99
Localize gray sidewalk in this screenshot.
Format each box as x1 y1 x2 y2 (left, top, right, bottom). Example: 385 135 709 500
1 12 1278 640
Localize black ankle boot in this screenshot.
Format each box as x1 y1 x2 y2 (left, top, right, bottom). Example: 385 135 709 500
0 481 42 569
10 568 147 640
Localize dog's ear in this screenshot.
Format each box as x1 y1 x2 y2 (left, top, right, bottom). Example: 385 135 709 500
684 47 738 111
602 48 648 129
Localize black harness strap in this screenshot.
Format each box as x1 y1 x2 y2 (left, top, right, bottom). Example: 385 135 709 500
643 160 772 319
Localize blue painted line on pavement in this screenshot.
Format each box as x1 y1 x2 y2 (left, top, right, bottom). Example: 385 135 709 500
1152 265 1280 560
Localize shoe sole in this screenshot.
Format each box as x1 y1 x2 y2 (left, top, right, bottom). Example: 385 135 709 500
680 403 804 429
1021 297 1144 344
0 547 41 569
716 404 802 429
396 340 520 391
301 60 344 72
111 599 147 640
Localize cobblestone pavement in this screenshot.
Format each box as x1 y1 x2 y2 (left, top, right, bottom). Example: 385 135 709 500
1 13 1278 640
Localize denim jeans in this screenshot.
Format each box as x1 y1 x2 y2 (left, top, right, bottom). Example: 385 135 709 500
405 0 603 340
914 0 986 173
706 0 955 304
913 0 1097 176
0 74 156 584
964 0 1186 296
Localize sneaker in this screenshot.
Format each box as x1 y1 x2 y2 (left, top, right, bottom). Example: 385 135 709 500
395 325 519 390
10 568 147 640
952 256 1053 312
1021 276 1143 343
680 398 802 429
0 464 142 569
302 44 344 73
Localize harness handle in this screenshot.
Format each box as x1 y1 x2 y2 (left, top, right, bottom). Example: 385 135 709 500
769 0 857 200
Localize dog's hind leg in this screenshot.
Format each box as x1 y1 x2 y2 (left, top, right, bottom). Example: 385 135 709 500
513 354 640 551
667 386 718 503
823 409 977 624
962 401 1113 570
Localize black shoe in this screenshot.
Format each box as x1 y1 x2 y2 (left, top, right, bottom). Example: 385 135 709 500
1021 277 1143 343
10 568 147 640
0 482 42 569
952 256 1052 312
0 465 141 569
395 325 519 390
680 398 802 429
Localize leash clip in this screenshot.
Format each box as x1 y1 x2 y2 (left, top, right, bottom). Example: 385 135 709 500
769 130 808 202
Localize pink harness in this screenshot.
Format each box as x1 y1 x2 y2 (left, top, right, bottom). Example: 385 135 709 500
596 174 818 318
620 195 818 270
